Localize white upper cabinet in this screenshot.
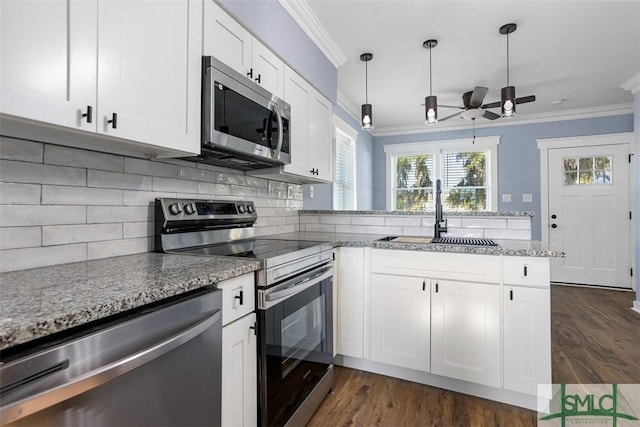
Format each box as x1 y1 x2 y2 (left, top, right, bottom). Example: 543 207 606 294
97 0 201 153
281 66 333 182
0 0 202 157
204 0 284 99
0 0 97 131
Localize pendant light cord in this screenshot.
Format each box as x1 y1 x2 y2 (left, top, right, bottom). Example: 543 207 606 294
429 46 433 96
365 61 369 104
506 33 510 86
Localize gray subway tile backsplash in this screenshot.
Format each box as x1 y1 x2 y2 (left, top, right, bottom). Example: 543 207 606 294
0 137 302 272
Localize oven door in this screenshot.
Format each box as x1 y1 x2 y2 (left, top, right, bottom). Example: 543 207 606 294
257 264 333 427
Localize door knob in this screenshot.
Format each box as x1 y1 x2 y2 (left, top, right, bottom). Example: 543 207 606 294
551 224 558 228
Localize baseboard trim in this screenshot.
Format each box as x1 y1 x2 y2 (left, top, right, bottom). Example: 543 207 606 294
632 300 640 314
551 282 634 292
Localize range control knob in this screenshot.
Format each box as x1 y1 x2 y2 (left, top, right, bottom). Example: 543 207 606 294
238 204 246 214
169 203 182 215
246 204 255 214
184 203 196 215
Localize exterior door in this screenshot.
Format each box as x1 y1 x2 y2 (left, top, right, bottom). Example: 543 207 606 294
547 143 632 287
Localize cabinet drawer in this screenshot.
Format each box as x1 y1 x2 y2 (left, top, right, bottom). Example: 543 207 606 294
503 257 550 288
371 249 501 284
217 273 255 326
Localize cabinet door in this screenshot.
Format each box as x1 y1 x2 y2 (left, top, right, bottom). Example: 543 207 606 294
222 313 258 427
282 67 311 177
251 39 285 99
431 280 501 387
0 0 97 130
504 286 551 395
370 274 430 371
336 247 365 358
203 0 252 76
97 0 201 154
308 93 333 182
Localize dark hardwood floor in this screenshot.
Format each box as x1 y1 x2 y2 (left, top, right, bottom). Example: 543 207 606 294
308 284 639 427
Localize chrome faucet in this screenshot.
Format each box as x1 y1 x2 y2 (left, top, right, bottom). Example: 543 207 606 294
434 179 448 239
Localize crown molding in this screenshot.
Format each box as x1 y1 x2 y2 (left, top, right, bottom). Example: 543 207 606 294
336 90 360 123
370 103 635 137
621 73 640 94
277 0 347 68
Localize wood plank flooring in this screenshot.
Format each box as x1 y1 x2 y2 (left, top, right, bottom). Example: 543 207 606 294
307 284 639 427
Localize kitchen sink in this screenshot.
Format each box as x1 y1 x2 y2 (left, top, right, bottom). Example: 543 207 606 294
377 236 497 246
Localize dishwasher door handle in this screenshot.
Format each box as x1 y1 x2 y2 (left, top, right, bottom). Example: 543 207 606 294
0 309 222 424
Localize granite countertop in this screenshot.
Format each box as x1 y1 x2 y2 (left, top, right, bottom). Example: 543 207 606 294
299 210 535 217
269 232 565 258
0 253 260 351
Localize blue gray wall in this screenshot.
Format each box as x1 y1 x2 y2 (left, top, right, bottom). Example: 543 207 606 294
219 0 337 102
373 114 634 240
302 106 374 210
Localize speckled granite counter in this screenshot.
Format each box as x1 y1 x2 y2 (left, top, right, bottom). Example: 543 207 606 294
0 253 260 351
269 232 565 257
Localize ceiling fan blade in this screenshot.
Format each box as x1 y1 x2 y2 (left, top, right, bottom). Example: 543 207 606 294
482 110 501 120
438 104 465 109
515 95 536 104
438 111 464 122
480 101 501 109
469 87 488 108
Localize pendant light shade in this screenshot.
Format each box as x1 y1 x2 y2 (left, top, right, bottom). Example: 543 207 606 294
360 53 373 129
500 23 517 117
423 39 438 124
425 95 438 124
361 103 372 128
501 85 516 117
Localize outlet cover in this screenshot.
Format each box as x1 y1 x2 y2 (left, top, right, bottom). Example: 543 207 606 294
522 193 533 203
501 194 512 203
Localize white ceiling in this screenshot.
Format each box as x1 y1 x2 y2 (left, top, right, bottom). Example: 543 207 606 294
304 0 640 134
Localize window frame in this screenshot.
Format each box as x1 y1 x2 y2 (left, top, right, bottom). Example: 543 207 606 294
333 115 358 210
384 136 500 211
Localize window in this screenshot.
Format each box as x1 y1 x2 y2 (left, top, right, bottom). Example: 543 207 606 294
333 116 357 210
563 155 612 185
385 137 499 212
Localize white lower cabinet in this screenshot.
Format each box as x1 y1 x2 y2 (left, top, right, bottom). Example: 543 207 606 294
218 273 257 427
503 285 551 395
431 280 501 388
222 312 257 427
370 274 430 371
335 247 366 358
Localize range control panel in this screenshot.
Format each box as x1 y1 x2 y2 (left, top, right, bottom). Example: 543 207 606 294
157 198 257 223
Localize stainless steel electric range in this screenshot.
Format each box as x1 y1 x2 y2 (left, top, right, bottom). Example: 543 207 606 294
155 198 334 427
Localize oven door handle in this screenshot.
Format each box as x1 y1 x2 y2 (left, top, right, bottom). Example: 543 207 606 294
262 266 332 308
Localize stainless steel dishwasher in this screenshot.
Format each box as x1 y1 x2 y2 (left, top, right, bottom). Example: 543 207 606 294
0 287 222 426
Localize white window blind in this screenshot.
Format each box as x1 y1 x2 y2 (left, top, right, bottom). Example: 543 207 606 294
334 130 356 210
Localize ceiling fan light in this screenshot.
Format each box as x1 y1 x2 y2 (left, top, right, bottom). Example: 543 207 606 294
501 86 516 117
425 95 438 124
361 103 373 129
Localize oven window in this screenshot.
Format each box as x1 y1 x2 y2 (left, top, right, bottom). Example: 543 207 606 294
281 296 325 378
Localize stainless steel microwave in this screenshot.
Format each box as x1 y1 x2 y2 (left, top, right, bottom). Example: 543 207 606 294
191 56 291 170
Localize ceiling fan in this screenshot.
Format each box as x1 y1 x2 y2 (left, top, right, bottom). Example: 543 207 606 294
437 86 536 122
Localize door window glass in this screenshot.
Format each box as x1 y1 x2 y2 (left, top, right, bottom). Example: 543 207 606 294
563 155 611 185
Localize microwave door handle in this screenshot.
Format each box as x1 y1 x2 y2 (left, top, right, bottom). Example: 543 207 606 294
273 104 284 158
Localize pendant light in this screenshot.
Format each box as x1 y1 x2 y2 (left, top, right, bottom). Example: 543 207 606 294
423 39 438 124
499 23 517 117
360 53 373 129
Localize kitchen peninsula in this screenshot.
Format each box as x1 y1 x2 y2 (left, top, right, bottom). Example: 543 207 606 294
277 209 563 411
